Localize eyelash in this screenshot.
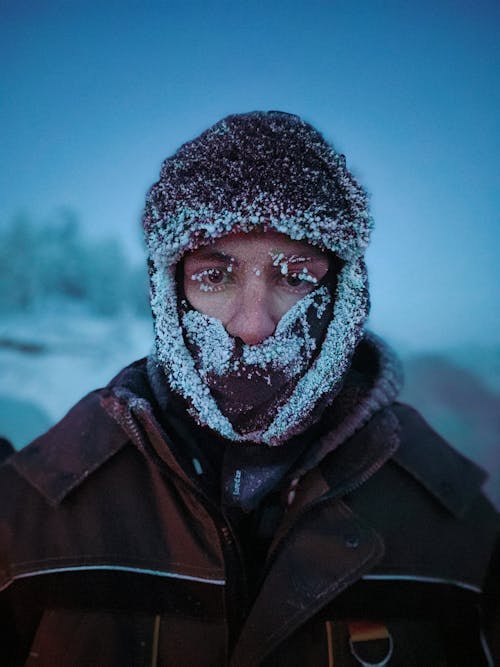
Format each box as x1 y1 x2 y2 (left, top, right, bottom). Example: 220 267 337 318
189 266 320 293
190 268 229 293
284 269 318 287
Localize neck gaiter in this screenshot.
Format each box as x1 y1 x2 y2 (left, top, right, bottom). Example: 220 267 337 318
181 286 333 440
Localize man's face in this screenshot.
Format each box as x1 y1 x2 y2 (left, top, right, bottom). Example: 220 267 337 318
182 229 329 346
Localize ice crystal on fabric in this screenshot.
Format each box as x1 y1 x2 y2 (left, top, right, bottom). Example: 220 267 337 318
144 111 372 444
182 287 330 382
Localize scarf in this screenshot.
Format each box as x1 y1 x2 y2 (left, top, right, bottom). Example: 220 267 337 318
181 286 333 440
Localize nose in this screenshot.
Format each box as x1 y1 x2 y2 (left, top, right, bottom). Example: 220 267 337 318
225 284 277 345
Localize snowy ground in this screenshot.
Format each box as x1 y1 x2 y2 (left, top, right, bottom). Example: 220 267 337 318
0 311 153 444
1 312 498 507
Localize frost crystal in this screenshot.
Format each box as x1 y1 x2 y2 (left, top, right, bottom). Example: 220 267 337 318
183 286 330 382
143 111 372 445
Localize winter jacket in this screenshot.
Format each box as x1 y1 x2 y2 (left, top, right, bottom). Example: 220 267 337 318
0 354 499 666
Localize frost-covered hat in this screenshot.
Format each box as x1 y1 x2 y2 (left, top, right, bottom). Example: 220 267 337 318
143 111 372 444
144 111 372 265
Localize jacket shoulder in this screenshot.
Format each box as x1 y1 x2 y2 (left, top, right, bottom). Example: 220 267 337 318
0 388 129 507
345 404 499 590
390 402 490 518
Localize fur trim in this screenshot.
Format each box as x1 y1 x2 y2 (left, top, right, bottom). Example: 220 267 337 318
143 111 373 265
143 111 373 445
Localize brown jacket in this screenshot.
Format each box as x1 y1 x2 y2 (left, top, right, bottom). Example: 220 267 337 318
0 363 498 666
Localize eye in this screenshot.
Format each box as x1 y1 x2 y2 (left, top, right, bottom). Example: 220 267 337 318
206 268 224 284
190 267 230 292
282 269 319 290
285 274 304 287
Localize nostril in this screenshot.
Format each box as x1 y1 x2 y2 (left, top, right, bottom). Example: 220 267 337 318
225 295 278 345
229 320 275 346
237 330 271 346
244 335 269 346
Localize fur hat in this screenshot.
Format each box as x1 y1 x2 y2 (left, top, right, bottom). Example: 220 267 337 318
143 111 372 444
144 110 372 265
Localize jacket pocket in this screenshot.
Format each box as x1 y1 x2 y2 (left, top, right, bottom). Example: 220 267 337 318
25 608 156 666
24 608 228 666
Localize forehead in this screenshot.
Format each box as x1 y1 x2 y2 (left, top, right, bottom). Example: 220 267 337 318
185 229 326 262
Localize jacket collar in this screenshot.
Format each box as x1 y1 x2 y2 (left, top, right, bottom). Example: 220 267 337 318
9 359 206 507
10 389 130 506
317 401 487 519
391 403 487 518
11 357 486 521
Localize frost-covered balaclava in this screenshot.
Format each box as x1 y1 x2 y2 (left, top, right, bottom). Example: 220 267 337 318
143 111 372 446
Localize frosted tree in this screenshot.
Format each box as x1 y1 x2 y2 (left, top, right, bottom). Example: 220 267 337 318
0 213 40 311
0 210 149 316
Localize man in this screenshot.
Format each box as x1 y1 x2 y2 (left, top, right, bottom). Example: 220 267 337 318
1 111 498 665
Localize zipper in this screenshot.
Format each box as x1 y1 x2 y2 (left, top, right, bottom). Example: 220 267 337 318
113 397 253 649
150 449 250 635
129 407 250 645
219 521 249 646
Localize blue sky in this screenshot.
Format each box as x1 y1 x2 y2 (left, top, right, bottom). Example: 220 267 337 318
1 0 499 349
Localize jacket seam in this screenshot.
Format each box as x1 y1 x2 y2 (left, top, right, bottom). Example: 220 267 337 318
362 573 482 594
8 554 220 571
0 565 226 593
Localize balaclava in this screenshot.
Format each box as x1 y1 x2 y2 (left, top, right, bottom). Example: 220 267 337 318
143 111 372 446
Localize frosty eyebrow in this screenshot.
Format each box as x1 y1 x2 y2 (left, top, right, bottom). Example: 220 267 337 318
188 250 237 265
286 255 313 264
270 250 326 265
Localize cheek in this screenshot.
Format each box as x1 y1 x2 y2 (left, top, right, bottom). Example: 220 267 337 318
274 291 305 319
183 275 199 306
183 278 232 323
